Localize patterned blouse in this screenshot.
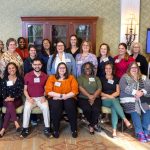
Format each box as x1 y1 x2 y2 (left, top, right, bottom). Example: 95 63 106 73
0 51 23 77
75 53 98 77
1 77 24 100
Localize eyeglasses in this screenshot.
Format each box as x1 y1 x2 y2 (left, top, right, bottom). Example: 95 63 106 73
57 45 64 47
33 64 42 66
84 68 92 70
59 67 66 69
131 67 138 69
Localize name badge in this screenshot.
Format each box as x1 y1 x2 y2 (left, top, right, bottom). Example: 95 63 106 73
142 75 146 81
89 77 95 82
65 58 71 63
77 60 82 65
115 59 120 63
54 82 61 87
108 79 114 84
34 77 40 83
137 62 141 66
7 81 13 86
103 57 109 62
17 55 21 60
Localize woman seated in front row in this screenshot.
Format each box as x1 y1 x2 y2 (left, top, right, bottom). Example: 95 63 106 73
0 62 23 137
45 62 78 138
100 62 132 137
119 62 150 142
77 62 101 135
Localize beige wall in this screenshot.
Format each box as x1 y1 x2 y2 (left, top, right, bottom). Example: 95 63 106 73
0 0 120 56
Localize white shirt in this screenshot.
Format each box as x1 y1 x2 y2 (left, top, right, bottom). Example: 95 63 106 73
55 52 66 71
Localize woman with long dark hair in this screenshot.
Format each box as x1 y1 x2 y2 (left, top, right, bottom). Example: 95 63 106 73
114 43 134 79
0 62 23 137
45 62 78 138
38 39 53 73
66 34 80 58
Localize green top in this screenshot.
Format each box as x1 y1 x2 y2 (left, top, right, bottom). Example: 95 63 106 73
77 75 102 99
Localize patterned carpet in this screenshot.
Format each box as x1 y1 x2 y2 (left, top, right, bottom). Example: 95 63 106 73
0 120 149 150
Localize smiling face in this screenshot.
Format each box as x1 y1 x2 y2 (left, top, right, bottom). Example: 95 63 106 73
84 64 92 76
82 41 90 53
18 38 26 49
100 45 108 57
130 63 139 76
32 60 42 72
118 45 127 56
8 41 17 52
58 64 66 76
132 43 140 54
29 47 36 58
105 64 113 76
70 36 77 47
56 42 65 53
43 40 50 50
7 64 17 76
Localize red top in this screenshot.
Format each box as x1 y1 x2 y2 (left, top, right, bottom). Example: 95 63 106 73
24 71 48 97
114 55 134 79
16 47 29 61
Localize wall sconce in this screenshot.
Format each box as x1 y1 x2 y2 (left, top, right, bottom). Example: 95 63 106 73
125 14 137 50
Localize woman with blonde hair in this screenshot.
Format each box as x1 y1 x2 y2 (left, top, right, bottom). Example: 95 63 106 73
131 42 148 75
119 62 150 142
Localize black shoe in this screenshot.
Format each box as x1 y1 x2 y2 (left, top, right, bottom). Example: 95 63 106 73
72 131 78 138
20 128 29 138
44 127 50 137
53 131 59 138
16 127 22 132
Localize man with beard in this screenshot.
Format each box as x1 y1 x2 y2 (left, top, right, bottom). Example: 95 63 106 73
21 58 50 138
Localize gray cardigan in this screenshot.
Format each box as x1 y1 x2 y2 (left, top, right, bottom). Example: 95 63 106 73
47 52 77 77
119 74 150 113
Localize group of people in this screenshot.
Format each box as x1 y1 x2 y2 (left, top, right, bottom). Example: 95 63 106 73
0 35 150 143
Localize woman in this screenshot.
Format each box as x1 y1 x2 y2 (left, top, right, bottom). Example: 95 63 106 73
0 38 23 77
131 42 148 75
119 62 150 142
97 43 114 78
47 40 76 77
76 40 98 77
24 44 37 75
38 39 53 73
0 62 24 137
66 34 80 58
45 62 78 138
77 62 101 134
0 40 4 58
16 37 29 61
114 43 134 79
101 62 132 137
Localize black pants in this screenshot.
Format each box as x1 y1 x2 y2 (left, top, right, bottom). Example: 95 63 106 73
49 98 77 132
78 98 101 127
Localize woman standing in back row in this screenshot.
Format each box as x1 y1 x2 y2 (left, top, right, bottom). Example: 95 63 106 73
114 43 134 79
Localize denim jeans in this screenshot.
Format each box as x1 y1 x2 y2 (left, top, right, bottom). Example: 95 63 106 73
130 110 150 135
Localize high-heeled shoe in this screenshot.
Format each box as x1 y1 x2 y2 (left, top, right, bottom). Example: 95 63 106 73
88 125 94 135
0 131 5 138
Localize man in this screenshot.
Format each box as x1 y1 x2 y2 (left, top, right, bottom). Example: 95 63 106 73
21 58 50 138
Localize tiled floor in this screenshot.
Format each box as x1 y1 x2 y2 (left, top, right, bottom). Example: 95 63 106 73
0 121 149 150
